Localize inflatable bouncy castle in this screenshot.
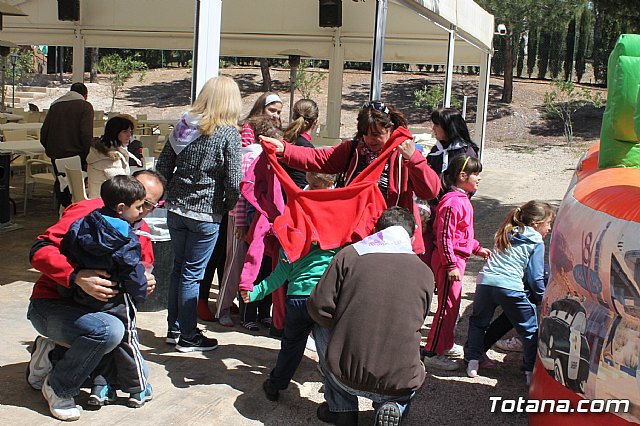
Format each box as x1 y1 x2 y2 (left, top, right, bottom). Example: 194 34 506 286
529 34 640 425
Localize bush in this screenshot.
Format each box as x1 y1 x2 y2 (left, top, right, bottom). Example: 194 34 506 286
414 83 462 113
97 54 147 111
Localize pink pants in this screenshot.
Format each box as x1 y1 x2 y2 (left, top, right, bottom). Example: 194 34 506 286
424 249 467 355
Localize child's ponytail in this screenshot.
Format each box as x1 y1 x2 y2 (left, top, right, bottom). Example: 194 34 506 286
495 200 555 251
283 99 319 144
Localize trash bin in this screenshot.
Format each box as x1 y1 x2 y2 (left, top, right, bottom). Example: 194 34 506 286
139 209 173 312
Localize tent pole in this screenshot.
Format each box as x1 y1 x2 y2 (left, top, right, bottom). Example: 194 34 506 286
443 25 455 108
191 0 222 101
370 0 388 101
326 28 344 139
475 51 491 161
72 26 85 83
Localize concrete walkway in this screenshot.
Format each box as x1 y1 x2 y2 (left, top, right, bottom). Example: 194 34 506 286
0 160 570 425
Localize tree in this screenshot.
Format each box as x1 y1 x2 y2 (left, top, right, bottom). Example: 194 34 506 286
516 35 525 78
548 30 563 79
294 60 326 99
563 18 576 81
537 31 551 79
575 9 591 83
89 48 99 83
96 54 147 111
526 28 538 78
259 58 272 91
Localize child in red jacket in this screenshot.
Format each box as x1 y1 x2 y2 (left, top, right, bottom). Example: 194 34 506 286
423 154 491 371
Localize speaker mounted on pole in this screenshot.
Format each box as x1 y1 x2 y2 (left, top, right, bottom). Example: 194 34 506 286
319 0 342 27
58 0 80 21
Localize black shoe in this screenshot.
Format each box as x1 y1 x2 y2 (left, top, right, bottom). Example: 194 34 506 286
262 379 279 401
166 326 180 345
317 402 358 425
175 330 218 353
269 326 284 338
375 402 401 426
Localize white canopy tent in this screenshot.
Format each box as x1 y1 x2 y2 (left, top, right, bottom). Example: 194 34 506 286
1 0 494 150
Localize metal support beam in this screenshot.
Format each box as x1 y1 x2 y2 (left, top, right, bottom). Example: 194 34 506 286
475 51 491 161
443 25 455 107
370 0 388 101
191 0 222 101
72 27 85 83
326 28 344 139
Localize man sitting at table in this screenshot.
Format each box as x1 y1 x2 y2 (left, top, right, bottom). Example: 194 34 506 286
26 170 164 421
40 82 94 208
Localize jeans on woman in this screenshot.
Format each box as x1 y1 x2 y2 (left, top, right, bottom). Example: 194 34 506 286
465 285 538 371
313 326 412 414
167 211 220 339
27 298 125 398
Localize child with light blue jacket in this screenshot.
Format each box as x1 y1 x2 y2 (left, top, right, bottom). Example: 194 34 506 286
464 200 555 383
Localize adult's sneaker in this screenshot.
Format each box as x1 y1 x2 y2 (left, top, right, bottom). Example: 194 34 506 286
87 384 117 406
26 336 56 390
494 337 524 352
166 326 181 345
375 401 402 426
175 330 218 352
466 360 480 378
127 384 153 408
423 354 459 371
41 376 81 421
262 379 279 402
442 343 464 359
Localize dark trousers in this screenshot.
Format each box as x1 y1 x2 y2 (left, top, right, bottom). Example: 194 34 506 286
268 296 314 390
200 212 228 300
239 256 273 323
483 311 513 352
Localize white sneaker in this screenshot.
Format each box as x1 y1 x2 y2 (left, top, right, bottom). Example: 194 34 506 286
494 337 524 352
27 336 56 390
466 360 480 378
525 371 533 386
443 343 464 359
41 376 81 421
423 355 459 371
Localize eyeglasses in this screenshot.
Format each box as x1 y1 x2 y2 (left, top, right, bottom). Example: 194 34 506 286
362 101 389 115
142 199 164 211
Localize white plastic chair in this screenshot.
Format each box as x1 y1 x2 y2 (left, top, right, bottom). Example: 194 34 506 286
53 156 85 201
65 166 89 203
24 158 55 214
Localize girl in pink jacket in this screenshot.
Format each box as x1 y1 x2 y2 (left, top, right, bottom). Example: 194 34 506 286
423 154 491 371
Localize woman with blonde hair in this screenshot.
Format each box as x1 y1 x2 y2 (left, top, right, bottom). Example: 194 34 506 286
156 76 243 352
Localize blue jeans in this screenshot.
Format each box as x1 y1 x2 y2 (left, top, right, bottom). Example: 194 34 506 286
464 285 538 371
313 326 412 414
27 298 125 398
167 212 220 338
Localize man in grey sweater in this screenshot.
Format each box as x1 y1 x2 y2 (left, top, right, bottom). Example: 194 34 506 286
308 207 434 426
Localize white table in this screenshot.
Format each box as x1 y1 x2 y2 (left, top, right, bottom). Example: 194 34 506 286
0 140 45 156
0 122 43 132
0 112 25 122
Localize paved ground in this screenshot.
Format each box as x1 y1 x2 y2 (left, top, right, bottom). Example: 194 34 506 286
0 146 579 425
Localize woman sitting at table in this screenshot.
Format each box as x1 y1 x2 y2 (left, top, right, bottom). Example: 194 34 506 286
86 116 134 198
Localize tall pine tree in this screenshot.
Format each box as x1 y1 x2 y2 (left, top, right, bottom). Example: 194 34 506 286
575 9 591 83
527 28 538 78
563 18 576 81
517 35 526 78
537 31 551 79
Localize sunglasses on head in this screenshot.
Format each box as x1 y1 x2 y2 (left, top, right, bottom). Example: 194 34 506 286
362 101 390 115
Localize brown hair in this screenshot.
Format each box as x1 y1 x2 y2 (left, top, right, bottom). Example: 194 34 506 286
283 99 319 144
246 115 283 140
243 92 282 126
495 200 556 251
355 101 408 140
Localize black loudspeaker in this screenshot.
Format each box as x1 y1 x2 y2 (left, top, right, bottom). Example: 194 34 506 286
58 0 80 21
0 154 10 224
319 0 342 27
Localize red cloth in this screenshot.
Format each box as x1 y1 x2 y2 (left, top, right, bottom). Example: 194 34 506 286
263 127 410 263
30 198 155 300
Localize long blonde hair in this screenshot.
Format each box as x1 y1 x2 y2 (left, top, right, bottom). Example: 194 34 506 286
495 200 555 251
283 99 319 143
191 76 242 135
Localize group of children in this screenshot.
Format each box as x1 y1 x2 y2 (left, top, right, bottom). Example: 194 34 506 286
42 104 555 417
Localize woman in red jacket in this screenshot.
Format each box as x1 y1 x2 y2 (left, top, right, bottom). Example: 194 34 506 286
260 101 441 254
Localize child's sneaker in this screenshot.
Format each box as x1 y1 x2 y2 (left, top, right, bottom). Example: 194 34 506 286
176 330 218 352
127 384 153 408
375 401 402 426
42 376 81 421
442 343 464 359
166 326 180 345
26 336 56 390
242 321 260 332
466 360 480 378
87 384 117 406
423 354 459 371
494 337 523 352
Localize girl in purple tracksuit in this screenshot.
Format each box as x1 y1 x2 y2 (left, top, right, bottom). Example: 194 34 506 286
423 155 491 371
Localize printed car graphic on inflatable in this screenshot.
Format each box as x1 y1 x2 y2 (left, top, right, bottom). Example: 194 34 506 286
529 34 640 425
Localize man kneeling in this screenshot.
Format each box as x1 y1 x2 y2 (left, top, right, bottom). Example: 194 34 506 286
307 207 434 426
